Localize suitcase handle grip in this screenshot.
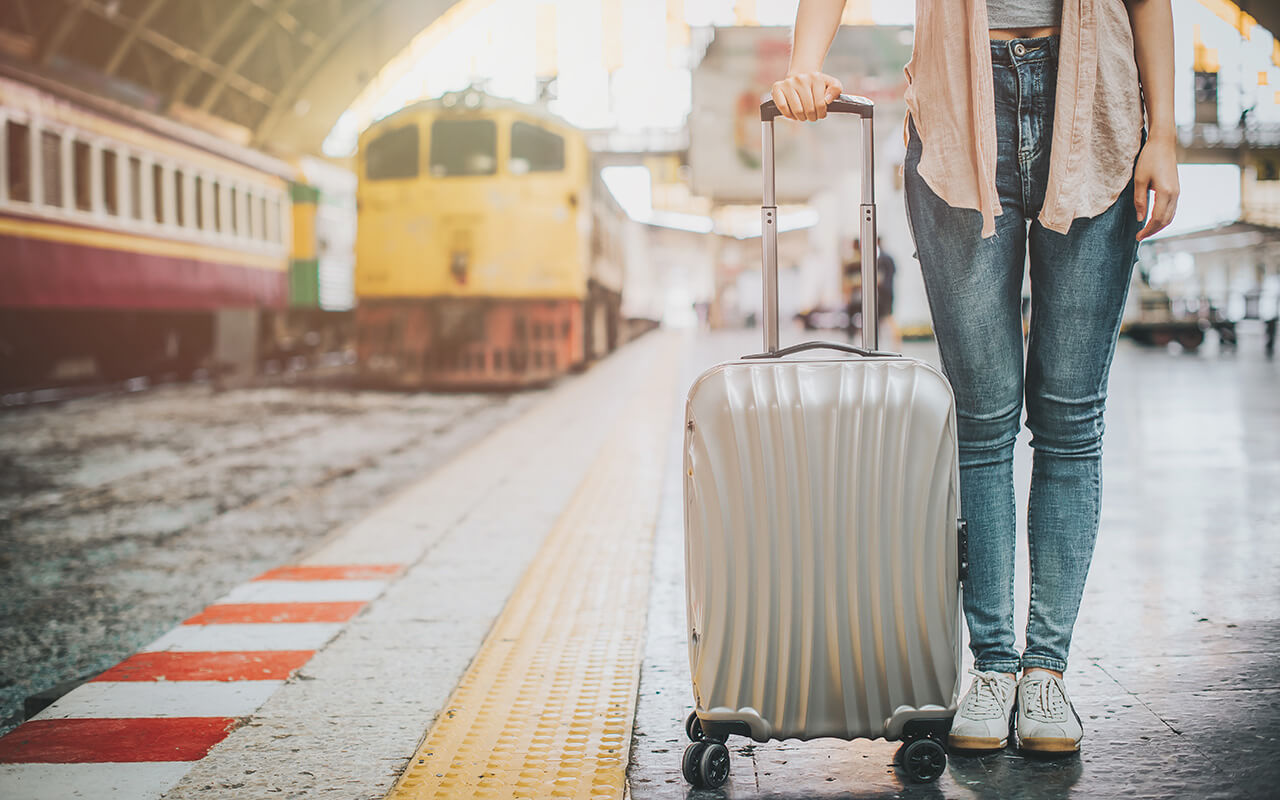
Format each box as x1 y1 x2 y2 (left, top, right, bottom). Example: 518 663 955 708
741 339 898 361
759 93 873 121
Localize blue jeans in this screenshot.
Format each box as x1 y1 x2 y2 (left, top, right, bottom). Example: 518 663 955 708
903 36 1142 674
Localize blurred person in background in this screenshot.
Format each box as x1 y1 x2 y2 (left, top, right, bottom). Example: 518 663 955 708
772 0 1178 757
875 235 900 350
841 237 897 348
842 238 862 342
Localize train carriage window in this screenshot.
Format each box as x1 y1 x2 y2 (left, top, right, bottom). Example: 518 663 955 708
212 180 222 232
172 169 184 226
265 196 276 242
366 125 419 180
102 150 118 216
41 130 62 208
152 163 164 223
129 156 142 220
510 122 565 174
5 121 31 202
429 120 496 177
73 140 92 212
194 175 204 229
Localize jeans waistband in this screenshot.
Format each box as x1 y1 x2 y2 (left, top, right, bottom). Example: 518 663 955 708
989 35 1059 66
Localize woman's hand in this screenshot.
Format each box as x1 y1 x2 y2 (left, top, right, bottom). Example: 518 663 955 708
1133 136 1179 241
770 71 844 122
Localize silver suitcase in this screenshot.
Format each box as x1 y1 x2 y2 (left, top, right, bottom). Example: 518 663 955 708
681 96 966 787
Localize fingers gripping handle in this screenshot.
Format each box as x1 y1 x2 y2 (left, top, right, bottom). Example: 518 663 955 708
760 93 874 121
760 96 877 354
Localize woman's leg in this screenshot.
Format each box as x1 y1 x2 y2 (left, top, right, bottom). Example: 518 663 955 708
903 127 1026 677
1022 183 1143 673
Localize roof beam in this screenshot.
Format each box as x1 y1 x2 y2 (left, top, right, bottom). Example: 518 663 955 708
132 34 164 86
264 1 321 49
10 0 35 36
65 0 276 105
39 0 90 65
253 0 391 147
198 0 299 114
166 0 262 109
271 27 297 78
103 0 173 75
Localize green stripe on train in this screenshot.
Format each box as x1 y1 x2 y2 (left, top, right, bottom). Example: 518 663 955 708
289 259 321 307
290 182 320 204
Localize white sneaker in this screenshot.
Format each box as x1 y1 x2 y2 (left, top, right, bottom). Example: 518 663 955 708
1015 670 1083 754
948 669 1018 751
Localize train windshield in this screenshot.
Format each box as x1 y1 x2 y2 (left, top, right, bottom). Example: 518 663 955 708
510 122 564 174
366 125 419 181
429 120 497 177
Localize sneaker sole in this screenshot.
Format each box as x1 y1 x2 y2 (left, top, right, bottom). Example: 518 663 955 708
947 734 1008 752
1018 736 1081 754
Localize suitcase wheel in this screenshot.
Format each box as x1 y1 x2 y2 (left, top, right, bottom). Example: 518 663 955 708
681 741 730 789
684 711 705 742
899 737 947 783
684 711 725 743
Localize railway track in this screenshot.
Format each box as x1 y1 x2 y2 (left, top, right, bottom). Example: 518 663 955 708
0 380 543 733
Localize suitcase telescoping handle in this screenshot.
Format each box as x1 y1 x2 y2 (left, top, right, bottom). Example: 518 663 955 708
759 93 877 354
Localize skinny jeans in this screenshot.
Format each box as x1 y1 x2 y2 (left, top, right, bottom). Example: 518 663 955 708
902 36 1142 674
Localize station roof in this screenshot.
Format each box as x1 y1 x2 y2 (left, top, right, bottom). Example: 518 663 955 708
0 0 460 158
2 1 1276 161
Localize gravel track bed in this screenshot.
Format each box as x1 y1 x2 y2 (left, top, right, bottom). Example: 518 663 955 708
0 383 542 732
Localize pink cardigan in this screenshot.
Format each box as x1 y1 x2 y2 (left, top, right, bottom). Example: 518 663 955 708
903 0 1145 238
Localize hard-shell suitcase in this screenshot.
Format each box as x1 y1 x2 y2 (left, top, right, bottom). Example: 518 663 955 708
680 96 966 787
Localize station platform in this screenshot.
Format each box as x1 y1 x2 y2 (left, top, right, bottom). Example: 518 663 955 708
0 329 1276 799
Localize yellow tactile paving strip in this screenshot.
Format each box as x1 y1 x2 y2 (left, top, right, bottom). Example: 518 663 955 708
387 335 678 800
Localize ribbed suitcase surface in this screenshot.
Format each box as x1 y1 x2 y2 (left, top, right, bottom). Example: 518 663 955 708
684 356 962 742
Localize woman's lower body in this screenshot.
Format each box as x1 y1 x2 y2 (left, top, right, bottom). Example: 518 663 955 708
903 36 1143 753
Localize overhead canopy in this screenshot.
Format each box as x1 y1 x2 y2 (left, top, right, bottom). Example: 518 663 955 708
0 0 459 157
1 0 1276 160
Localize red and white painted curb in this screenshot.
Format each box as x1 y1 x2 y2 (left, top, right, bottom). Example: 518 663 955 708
0 563 401 799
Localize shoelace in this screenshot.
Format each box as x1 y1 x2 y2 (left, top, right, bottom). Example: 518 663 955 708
1022 673 1069 721
960 669 1011 720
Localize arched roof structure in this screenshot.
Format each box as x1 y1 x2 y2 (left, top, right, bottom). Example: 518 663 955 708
0 0 1276 159
0 0 460 156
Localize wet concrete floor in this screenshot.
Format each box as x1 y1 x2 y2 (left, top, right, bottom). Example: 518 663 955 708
629 329 1279 799
0 384 539 733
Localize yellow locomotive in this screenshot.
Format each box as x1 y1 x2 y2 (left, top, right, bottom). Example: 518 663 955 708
355 89 626 389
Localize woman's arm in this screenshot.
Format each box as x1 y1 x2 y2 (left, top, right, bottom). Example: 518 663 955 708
1127 0 1180 241
771 0 847 121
